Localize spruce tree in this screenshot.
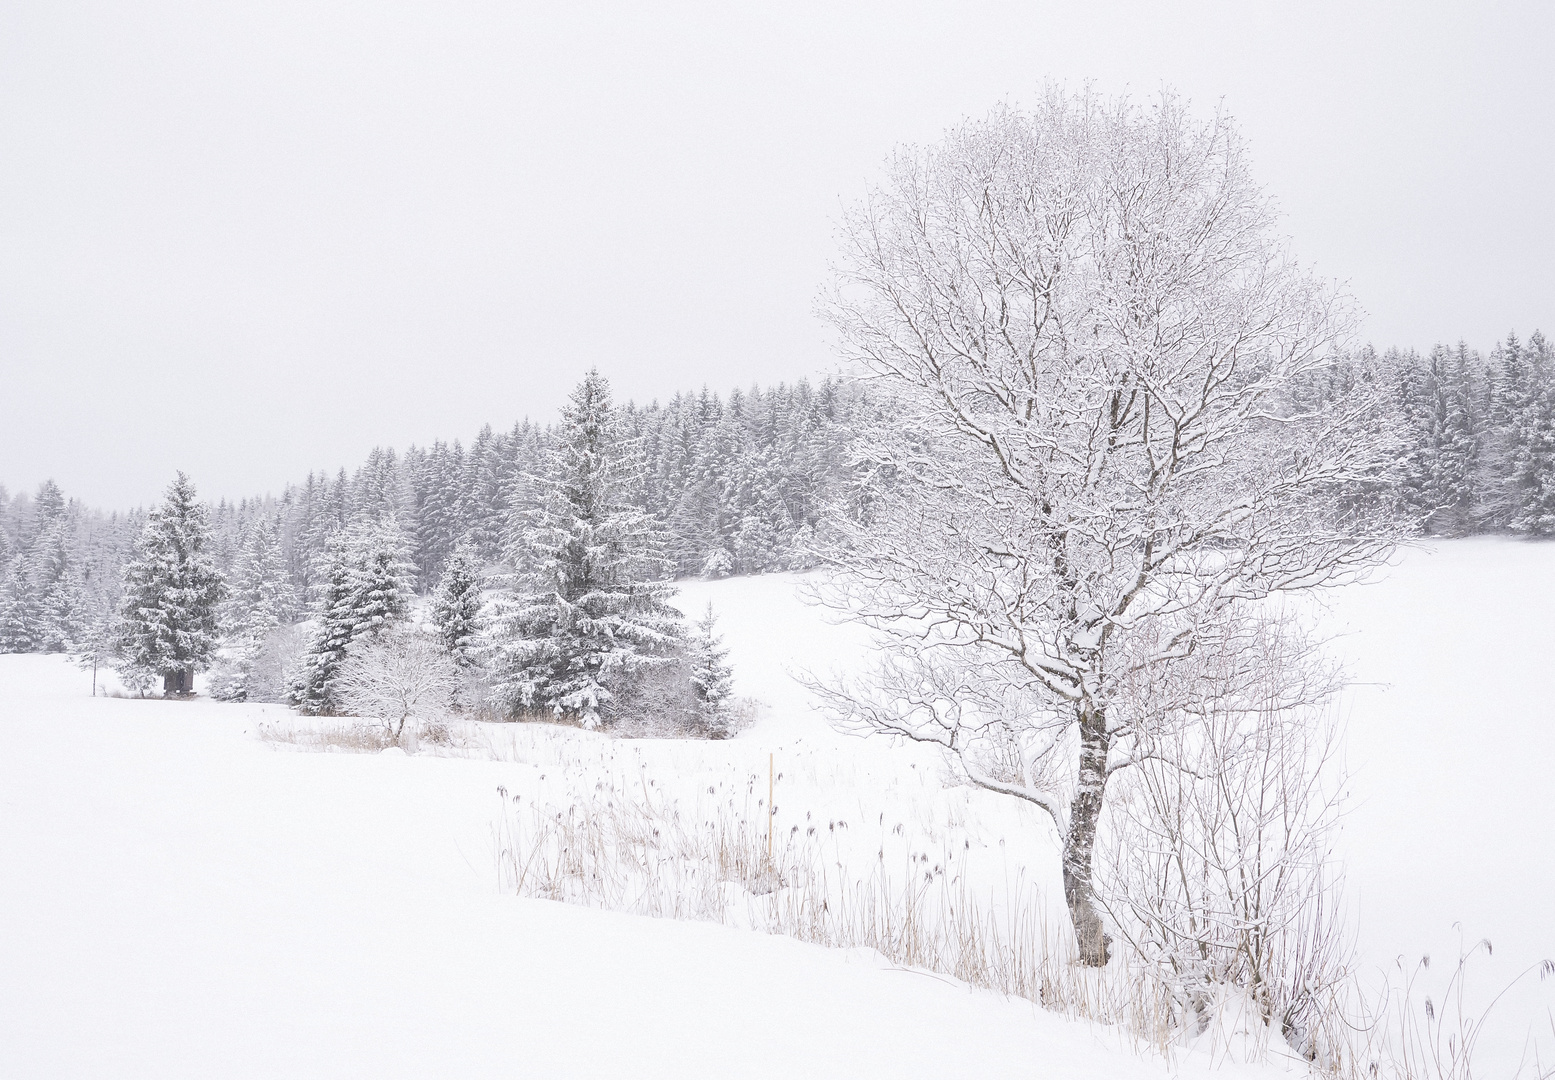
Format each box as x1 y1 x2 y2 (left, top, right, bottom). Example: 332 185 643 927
1396 344 1483 535
431 540 483 665
73 607 121 697
0 557 37 653
687 603 735 737
290 522 414 714
38 570 85 653
210 516 294 702
117 473 226 696
1508 331 1555 534
487 370 683 728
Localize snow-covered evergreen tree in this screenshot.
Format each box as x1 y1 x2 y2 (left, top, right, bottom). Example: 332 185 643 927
209 516 295 701
458 426 508 560
1396 344 1483 535
37 569 85 653
412 440 464 586
289 533 355 714
686 603 735 737
116 473 226 696
1493 331 1555 535
290 522 414 714
485 370 683 728
0 556 37 653
72 606 120 697
430 540 482 665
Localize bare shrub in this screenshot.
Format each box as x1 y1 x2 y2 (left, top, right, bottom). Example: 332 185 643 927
333 626 459 744
602 657 730 739
1097 612 1352 1062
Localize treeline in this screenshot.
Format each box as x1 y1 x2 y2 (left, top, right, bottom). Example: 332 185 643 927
221 375 875 600
0 482 139 654
0 377 877 657
1310 331 1555 536
64 372 742 735
4 340 1554 665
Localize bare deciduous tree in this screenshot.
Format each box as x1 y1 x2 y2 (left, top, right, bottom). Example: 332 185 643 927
816 87 1404 965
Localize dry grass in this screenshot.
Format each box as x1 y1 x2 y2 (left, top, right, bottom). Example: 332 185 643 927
491 784 1278 1067
257 719 401 753
490 772 1554 1079
256 710 1552 1077
1337 945 1555 1080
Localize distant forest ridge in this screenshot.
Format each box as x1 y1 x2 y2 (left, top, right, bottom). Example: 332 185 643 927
0 378 881 651
2 336 1554 654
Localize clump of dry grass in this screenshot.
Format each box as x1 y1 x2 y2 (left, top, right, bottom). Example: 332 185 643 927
493 785 1195 1061
492 780 1555 1078
1338 944 1555 1080
257 720 400 753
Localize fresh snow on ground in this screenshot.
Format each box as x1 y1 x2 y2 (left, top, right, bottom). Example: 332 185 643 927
0 661 1279 1078
1313 538 1555 1076
1 540 1550 1077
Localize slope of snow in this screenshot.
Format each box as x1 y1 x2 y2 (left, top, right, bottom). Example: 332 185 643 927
0 654 1285 1080
685 554 1555 1073
3 540 1549 1078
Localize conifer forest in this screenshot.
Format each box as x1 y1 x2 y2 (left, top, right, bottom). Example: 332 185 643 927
3 338 1553 710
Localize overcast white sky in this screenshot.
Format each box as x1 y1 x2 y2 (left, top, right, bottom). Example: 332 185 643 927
3 1 1552 508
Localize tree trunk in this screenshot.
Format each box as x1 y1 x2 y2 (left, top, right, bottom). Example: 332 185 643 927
1062 705 1112 966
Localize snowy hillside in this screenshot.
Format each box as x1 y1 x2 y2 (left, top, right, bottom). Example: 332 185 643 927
1 541 1551 1077
0 656 1289 1080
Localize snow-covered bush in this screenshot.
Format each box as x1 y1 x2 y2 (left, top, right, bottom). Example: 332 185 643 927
333 626 459 745
209 622 305 704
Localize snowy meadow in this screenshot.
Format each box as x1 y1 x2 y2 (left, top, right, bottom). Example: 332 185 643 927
5 83 1555 1080
2 543 1551 1078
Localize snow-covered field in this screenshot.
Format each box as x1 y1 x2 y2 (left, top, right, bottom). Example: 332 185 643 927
1313 539 1555 1075
1 540 1551 1077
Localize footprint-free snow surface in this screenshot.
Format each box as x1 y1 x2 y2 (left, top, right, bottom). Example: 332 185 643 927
1 541 1550 1077
0 666 1280 1079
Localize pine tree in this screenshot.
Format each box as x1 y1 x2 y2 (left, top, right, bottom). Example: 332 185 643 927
290 522 414 714
687 603 735 737
486 370 683 728
412 441 464 586
72 607 121 697
458 426 508 559
37 569 85 653
1486 331 1555 534
117 473 226 696
431 540 483 665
